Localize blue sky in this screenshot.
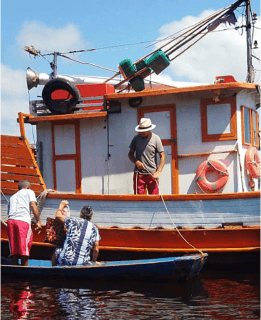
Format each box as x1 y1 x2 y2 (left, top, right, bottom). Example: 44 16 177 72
1 0 260 142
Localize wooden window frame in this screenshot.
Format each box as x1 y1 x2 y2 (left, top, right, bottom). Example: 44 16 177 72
241 105 260 147
201 97 237 142
52 120 82 193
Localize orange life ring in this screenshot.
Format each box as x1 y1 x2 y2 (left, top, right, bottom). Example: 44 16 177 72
196 160 229 193
245 146 260 179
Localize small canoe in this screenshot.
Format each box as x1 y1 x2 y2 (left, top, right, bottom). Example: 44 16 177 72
1 253 207 281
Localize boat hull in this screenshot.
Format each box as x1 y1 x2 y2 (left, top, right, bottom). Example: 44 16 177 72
1 254 208 280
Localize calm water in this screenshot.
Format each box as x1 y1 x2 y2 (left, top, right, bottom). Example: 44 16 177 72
1 269 260 320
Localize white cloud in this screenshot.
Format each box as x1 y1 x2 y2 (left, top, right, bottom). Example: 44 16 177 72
156 11 261 83
1 65 36 142
17 21 88 53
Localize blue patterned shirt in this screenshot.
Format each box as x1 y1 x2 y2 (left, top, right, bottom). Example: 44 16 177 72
55 217 101 266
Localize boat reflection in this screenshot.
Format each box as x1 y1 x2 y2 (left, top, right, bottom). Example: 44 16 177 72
1 271 259 320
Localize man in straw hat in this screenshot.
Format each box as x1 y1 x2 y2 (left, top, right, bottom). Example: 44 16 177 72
128 118 165 194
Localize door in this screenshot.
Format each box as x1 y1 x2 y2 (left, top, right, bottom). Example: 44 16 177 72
52 121 82 193
138 105 178 194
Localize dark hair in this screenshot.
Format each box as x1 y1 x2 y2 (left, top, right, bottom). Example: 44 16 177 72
18 179 30 190
80 206 93 221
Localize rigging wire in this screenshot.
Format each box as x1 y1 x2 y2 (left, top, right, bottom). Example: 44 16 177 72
59 54 117 73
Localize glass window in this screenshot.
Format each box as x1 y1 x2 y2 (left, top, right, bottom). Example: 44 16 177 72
201 97 237 142
253 111 257 145
241 106 259 147
243 108 251 144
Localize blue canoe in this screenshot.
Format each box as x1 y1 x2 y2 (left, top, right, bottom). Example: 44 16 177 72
1 254 207 280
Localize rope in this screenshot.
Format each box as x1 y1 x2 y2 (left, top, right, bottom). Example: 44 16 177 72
1 189 9 203
142 168 204 258
1 190 9 226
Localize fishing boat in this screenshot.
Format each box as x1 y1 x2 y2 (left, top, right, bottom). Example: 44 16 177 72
1 0 260 266
1 254 208 281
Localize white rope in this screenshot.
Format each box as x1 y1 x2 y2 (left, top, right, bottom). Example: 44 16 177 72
1 190 9 226
142 168 204 256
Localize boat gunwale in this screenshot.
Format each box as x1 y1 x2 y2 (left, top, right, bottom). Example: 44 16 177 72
1 190 257 200
1 254 205 270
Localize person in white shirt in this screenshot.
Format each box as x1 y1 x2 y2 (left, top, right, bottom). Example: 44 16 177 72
7 179 42 266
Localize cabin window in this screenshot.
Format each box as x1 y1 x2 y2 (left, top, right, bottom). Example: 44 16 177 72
201 97 237 142
241 106 260 147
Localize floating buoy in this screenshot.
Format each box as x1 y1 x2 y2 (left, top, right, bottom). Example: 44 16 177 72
196 160 229 193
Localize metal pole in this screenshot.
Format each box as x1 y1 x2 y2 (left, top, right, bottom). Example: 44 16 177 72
246 0 253 82
51 52 58 78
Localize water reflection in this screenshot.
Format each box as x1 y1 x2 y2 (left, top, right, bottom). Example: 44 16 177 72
57 288 98 319
1 271 260 320
8 285 32 319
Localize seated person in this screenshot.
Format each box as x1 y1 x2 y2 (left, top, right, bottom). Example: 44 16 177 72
52 201 101 266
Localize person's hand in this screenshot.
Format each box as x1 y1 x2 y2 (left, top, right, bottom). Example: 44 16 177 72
35 221 42 234
59 200 69 211
135 160 145 171
152 170 161 181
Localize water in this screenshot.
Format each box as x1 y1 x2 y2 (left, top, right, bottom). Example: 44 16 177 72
1 270 260 319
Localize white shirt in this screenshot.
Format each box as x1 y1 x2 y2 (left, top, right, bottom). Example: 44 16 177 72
8 189 37 225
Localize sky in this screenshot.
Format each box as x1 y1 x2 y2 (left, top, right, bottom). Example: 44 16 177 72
1 0 260 143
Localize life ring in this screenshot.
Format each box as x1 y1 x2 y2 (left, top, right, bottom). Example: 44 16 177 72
42 78 80 114
245 146 260 179
196 160 229 193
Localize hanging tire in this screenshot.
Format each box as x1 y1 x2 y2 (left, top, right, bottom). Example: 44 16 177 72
42 78 80 114
196 160 229 193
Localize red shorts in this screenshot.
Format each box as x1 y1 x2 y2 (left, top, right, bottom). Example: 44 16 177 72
7 220 33 257
133 172 159 195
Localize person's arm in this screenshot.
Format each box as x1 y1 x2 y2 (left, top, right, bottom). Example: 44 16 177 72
91 241 99 262
128 149 145 171
152 151 166 180
30 201 42 231
55 200 68 223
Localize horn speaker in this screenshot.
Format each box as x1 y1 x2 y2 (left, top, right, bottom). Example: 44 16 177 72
26 67 40 90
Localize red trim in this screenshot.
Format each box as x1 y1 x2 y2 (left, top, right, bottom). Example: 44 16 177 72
27 111 107 123
2 224 260 253
105 82 257 101
41 190 260 201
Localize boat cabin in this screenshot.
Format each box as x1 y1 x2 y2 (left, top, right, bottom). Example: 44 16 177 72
22 78 260 195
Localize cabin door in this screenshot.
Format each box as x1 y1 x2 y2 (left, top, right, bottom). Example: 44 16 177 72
52 121 81 193
138 105 178 194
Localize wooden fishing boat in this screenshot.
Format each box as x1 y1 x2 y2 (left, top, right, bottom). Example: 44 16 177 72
1 0 260 266
1 254 207 280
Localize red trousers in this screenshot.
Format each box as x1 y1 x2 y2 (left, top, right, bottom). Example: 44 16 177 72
7 220 33 256
133 172 159 195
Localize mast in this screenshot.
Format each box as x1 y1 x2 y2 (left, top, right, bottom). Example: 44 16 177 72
246 0 253 83
51 52 58 78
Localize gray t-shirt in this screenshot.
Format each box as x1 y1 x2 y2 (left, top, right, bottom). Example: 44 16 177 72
129 133 164 174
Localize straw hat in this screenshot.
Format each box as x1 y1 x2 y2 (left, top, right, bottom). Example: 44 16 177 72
135 118 156 132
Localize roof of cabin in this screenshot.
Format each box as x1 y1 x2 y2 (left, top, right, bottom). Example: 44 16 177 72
1 135 46 195
104 82 259 101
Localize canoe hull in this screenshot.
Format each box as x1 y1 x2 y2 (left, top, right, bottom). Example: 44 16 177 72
1 254 208 281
